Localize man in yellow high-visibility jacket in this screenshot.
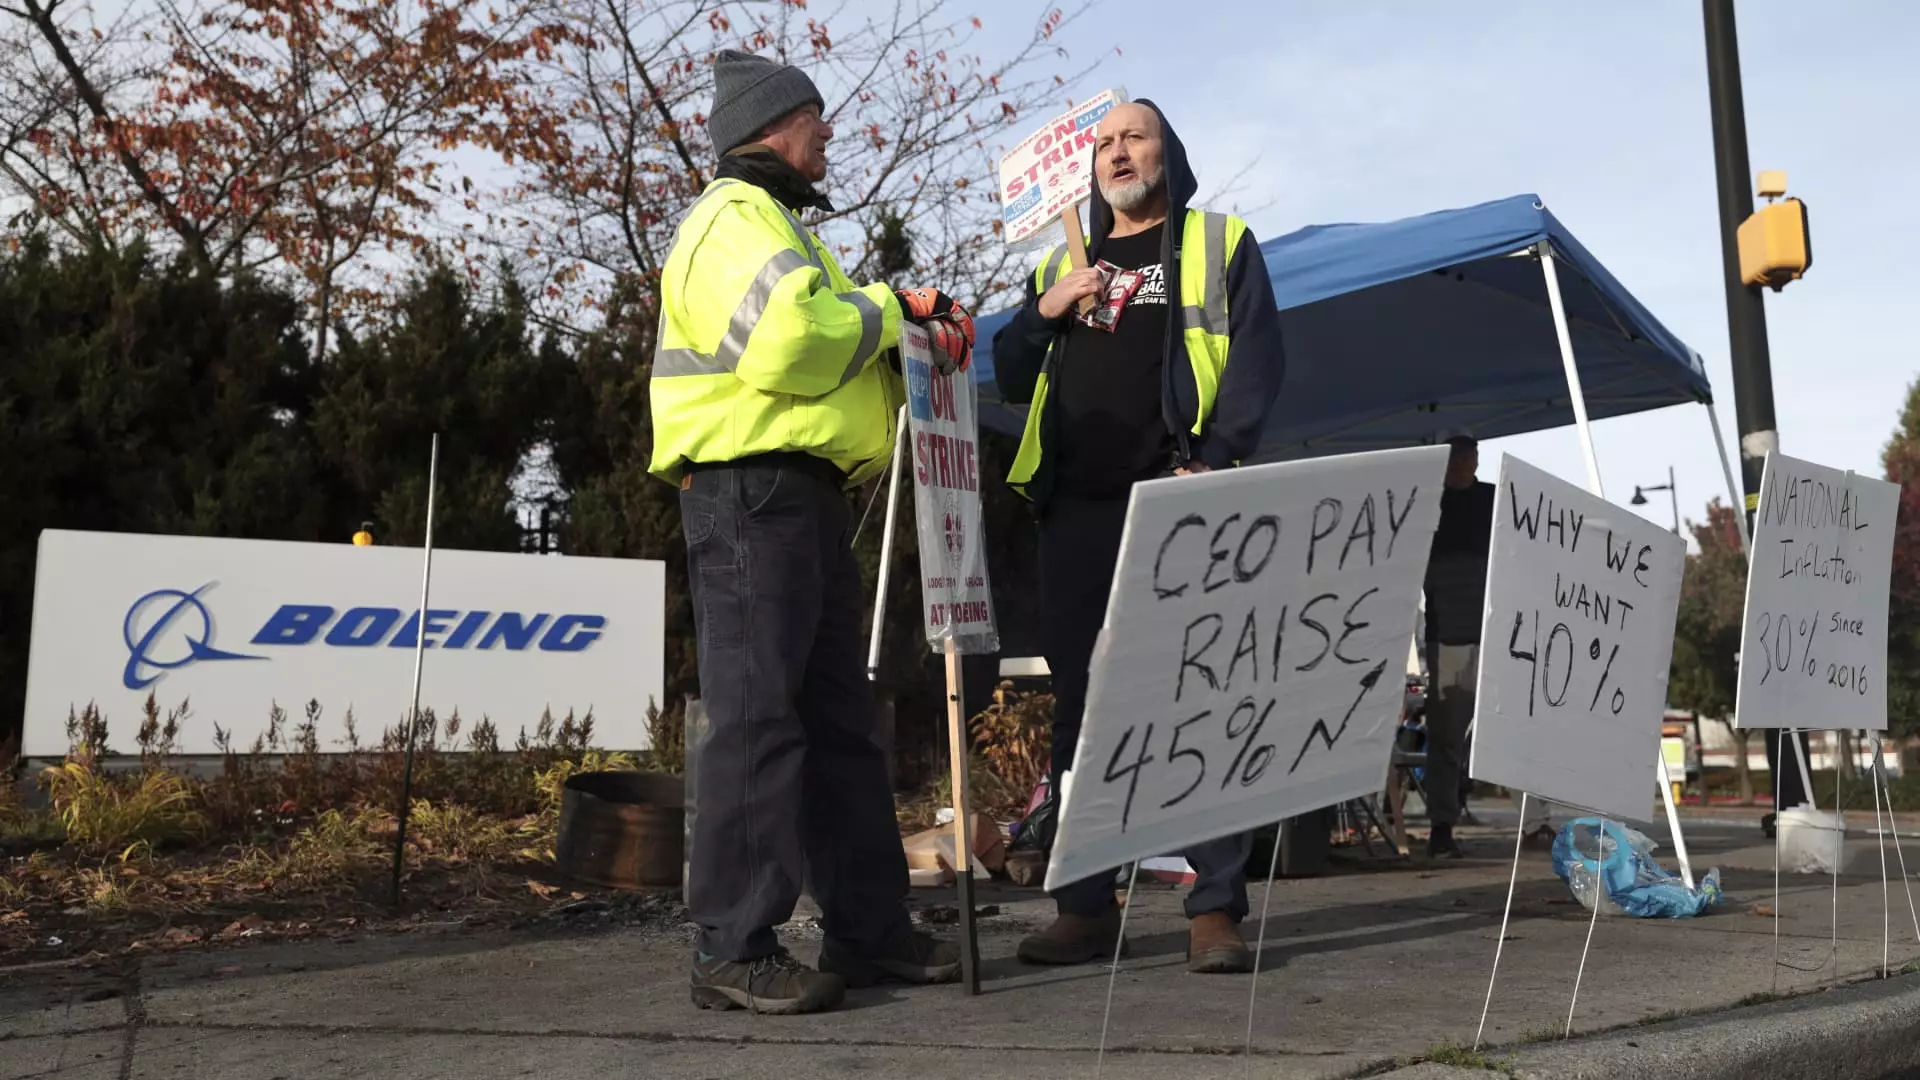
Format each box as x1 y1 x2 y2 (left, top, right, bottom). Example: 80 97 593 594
652 49 971 1017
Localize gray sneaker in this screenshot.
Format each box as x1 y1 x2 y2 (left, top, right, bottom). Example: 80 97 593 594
817 929 962 987
690 949 846 1014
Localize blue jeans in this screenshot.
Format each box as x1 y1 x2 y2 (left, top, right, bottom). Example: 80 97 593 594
681 457 913 961
1039 494 1254 921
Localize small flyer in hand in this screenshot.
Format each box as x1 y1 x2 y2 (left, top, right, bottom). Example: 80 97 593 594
1078 260 1143 332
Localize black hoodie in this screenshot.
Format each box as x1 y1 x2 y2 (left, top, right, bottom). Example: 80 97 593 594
991 98 1286 507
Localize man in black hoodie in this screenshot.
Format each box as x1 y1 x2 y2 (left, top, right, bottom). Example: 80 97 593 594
993 100 1287 973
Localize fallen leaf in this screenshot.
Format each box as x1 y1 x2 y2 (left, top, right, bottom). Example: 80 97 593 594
526 880 557 899
1752 904 1777 917
220 914 267 938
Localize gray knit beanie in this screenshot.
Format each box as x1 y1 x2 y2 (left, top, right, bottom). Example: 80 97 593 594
708 49 826 156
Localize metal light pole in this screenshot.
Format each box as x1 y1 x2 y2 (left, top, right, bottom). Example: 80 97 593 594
1630 465 1681 535
1703 0 1810 814
1703 0 1777 532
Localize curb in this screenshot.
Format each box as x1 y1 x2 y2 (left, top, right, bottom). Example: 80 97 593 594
1372 973 1920 1079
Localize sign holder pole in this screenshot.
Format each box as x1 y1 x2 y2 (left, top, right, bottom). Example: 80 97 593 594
1241 829 1286 1067
1061 206 1097 316
943 637 981 995
867 405 910 683
390 433 440 908
1873 738 1920 948
1872 735 1891 978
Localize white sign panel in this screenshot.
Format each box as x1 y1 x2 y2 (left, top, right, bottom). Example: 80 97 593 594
902 326 998 654
996 88 1123 248
24 529 665 756
1470 456 1685 824
1735 452 1898 731
1044 446 1449 892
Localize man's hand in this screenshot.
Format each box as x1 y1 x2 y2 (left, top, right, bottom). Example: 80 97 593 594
1037 267 1104 321
1173 461 1213 477
895 287 974 375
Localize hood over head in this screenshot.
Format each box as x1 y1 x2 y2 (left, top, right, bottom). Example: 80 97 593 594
1085 97 1197 260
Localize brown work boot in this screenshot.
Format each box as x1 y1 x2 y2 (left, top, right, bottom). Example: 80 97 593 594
690 948 846 1014
817 928 961 987
1186 911 1255 974
1016 909 1129 965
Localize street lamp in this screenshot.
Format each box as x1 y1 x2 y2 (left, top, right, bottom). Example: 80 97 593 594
1630 465 1681 534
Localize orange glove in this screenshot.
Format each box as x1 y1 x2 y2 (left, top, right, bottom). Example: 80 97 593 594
895 288 974 375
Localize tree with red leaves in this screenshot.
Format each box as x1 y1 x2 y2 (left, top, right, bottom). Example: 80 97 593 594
0 0 581 357
505 0 1101 332
1669 498 1757 801
1881 376 1920 739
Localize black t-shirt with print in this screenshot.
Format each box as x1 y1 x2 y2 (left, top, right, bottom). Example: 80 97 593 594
1053 223 1177 499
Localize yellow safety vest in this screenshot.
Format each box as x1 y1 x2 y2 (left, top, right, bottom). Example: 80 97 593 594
649 177 905 487
1006 208 1247 499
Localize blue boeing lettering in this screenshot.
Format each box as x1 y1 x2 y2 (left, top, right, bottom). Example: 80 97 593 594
250 604 601 652
540 614 605 652
252 605 333 645
326 607 403 647
125 588 612 688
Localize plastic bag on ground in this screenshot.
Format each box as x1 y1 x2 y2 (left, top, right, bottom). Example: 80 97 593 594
1551 818 1723 918
1777 806 1845 875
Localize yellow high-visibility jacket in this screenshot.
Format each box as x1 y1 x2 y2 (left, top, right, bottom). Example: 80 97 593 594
649 177 905 486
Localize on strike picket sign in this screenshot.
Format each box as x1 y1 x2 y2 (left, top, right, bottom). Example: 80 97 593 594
1734 452 1898 731
1044 446 1449 892
902 325 998 654
996 88 1123 248
1469 456 1685 824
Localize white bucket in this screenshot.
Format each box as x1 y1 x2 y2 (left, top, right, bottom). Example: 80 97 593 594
1777 806 1845 875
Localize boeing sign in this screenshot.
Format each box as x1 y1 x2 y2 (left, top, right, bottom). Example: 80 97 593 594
27 529 664 756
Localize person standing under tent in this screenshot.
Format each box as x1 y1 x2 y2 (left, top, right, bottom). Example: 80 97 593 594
992 99 1287 973
651 48 977 1015
1419 433 1555 856
1763 730 1812 836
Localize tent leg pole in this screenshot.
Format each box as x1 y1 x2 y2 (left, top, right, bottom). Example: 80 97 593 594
1543 248 1701 881
867 404 909 683
1707 404 1753 553
1540 250 1605 498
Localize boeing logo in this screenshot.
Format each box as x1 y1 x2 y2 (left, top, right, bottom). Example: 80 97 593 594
122 585 608 690
122 585 266 691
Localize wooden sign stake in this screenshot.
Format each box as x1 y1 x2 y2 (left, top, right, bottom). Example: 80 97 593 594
944 636 981 995
1061 205 1097 316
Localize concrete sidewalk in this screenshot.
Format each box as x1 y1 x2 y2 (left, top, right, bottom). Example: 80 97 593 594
7 815 1920 1079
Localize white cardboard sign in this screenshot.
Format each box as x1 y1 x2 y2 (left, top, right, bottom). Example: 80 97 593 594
1469 456 1685 824
1044 446 1449 892
902 325 998 654
24 528 665 756
1734 452 1898 731
996 88 1123 248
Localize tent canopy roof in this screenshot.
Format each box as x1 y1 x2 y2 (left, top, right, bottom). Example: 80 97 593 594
971 193 1712 461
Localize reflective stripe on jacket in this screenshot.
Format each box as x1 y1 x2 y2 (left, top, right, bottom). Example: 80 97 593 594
1005 208 1247 498
649 177 905 486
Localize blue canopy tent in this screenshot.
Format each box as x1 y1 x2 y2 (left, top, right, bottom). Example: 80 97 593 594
969 193 1744 525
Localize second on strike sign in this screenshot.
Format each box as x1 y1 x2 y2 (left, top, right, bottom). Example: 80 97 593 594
1044 446 1449 893
902 325 998 654
1469 455 1685 824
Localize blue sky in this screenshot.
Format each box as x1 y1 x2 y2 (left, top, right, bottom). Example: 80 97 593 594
957 0 1916 537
